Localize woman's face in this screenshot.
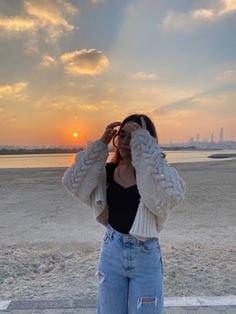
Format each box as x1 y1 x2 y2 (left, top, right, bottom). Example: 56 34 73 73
117 121 141 158
117 123 132 158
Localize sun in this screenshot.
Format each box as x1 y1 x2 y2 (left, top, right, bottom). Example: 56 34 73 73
73 132 78 138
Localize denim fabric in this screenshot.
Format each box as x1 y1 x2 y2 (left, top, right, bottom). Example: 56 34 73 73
96 224 164 314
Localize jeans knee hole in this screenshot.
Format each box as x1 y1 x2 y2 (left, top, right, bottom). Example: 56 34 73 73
137 296 158 310
95 271 105 284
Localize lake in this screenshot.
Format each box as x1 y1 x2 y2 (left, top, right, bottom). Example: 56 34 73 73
0 149 236 168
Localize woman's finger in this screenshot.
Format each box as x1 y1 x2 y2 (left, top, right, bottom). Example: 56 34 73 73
106 121 122 129
125 122 141 132
100 125 119 145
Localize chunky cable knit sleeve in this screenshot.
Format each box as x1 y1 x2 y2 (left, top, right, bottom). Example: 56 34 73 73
130 129 186 217
62 140 109 209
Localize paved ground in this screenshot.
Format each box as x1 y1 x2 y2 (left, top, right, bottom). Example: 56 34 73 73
1 297 236 313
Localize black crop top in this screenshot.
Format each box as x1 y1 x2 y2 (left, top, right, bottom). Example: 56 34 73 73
106 163 140 234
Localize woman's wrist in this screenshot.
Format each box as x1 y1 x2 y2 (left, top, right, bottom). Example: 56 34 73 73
99 137 109 145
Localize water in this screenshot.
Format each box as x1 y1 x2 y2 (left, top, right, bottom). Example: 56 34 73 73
0 149 235 169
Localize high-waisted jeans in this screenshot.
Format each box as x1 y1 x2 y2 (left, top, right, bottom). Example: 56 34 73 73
96 224 164 314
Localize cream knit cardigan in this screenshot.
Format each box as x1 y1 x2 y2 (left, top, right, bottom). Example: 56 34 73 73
62 129 186 240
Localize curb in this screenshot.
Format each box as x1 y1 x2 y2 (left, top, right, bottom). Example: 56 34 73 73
0 299 94 311
1 296 236 311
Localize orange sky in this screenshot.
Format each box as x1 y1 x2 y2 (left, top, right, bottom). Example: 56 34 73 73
0 0 236 146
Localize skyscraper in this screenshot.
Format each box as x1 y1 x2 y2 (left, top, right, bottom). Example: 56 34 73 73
211 133 214 142
219 128 224 142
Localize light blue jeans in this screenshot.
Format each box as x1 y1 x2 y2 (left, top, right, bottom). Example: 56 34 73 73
96 224 164 314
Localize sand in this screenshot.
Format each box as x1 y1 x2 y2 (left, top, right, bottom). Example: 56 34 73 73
0 159 235 301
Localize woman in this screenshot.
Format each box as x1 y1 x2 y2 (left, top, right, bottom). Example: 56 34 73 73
62 114 186 314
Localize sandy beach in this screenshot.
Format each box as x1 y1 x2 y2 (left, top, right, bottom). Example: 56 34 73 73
0 159 235 301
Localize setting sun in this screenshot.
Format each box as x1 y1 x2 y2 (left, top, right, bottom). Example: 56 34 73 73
73 132 78 138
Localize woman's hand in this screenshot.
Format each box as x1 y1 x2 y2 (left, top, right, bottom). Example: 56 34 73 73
123 121 142 135
100 121 122 145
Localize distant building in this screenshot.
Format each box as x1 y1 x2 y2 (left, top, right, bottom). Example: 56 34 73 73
211 133 214 142
219 128 224 142
196 133 200 142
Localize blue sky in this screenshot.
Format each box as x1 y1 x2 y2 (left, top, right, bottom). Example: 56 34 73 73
0 0 235 145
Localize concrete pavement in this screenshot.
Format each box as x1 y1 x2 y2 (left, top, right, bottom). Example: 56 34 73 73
1 296 236 313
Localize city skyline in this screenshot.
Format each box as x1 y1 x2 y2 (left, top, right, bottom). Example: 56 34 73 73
189 127 227 143
0 0 236 146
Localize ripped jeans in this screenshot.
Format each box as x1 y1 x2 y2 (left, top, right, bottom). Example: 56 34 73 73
96 224 164 314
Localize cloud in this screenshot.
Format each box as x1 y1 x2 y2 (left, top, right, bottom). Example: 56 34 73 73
90 0 107 4
152 95 198 117
219 0 236 15
216 69 236 82
151 84 236 120
162 0 236 31
0 0 79 40
130 72 158 80
79 104 99 111
192 91 236 117
50 102 67 109
39 54 57 68
0 82 28 99
60 49 109 75
61 1 80 16
151 107 168 117
23 38 39 54
0 16 36 33
192 9 215 19
162 10 214 31
24 0 76 29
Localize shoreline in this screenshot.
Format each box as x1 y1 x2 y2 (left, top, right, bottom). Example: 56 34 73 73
0 146 232 155
1 149 236 169
0 157 235 171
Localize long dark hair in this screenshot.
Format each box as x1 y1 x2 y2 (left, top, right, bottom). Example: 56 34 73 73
111 114 165 164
